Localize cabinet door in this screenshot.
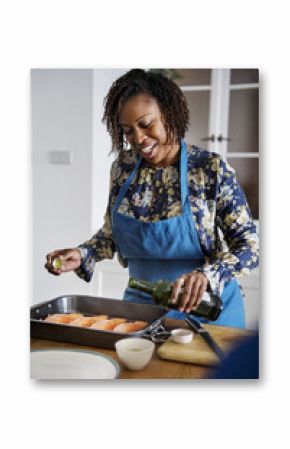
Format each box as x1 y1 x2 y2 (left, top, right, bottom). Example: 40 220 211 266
227 69 259 219
176 68 259 218
174 69 212 150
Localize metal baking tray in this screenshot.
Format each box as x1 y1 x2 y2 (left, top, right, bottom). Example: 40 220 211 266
30 295 167 349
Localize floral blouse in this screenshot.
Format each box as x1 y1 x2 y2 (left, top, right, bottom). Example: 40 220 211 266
75 144 259 296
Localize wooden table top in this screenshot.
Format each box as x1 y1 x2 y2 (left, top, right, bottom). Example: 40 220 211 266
30 318 252 379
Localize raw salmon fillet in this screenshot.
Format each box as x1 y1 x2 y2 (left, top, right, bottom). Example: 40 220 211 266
90 318 127 331
113 321 148 333
44 313 83 324
69 315 108 327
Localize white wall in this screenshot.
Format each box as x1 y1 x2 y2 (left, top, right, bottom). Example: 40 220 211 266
90 69 128 297
31 69 128 304
31 69 94 303
91 69 127 232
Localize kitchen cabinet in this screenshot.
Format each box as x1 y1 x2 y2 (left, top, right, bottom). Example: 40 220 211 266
175 68 259 219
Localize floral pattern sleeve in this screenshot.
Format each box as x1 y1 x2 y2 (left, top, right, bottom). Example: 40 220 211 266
197 155 259 296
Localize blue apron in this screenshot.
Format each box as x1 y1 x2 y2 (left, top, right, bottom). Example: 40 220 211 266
111 139 245 328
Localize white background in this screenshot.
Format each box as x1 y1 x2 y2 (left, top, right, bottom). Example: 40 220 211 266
0 1 288 448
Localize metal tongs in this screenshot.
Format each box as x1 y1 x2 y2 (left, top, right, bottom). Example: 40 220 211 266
143 322 172 343
185 315 225 361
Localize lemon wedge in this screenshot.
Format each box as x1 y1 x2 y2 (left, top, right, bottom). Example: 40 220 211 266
52 258 62 269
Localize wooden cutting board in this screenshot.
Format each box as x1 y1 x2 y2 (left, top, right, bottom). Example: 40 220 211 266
158 324 252 366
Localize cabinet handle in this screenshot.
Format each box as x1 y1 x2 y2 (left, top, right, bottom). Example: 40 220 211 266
201 134 215 142
217 134 231 142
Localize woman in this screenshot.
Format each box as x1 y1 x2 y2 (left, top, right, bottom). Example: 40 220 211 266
45 69 259 328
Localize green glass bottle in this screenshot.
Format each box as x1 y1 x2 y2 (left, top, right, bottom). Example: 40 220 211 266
128 277 223 321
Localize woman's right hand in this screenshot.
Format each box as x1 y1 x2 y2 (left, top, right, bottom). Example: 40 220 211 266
45 248 82 276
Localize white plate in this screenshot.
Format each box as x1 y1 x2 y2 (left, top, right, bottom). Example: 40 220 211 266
31 349 120 379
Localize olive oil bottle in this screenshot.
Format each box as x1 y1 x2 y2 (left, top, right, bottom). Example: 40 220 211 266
128 277 223 321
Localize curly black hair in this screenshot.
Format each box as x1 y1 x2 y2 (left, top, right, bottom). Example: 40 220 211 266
102 69 190 154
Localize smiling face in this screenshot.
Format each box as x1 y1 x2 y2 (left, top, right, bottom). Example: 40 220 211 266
119 93 180 167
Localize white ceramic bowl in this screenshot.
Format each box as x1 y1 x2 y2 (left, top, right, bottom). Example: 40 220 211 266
115 338 155 370
170 328 193 344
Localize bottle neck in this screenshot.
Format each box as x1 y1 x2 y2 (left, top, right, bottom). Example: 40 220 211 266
128 277 156 295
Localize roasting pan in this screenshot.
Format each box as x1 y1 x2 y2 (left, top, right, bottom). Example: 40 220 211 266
30 295 168 349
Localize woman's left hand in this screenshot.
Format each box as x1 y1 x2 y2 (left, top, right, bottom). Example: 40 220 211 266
170 271 209 313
